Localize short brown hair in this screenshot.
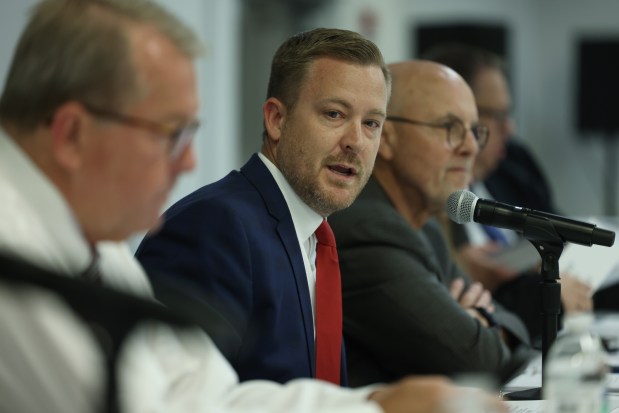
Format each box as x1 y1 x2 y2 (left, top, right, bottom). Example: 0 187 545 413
263 28 390 140
0 0 203 132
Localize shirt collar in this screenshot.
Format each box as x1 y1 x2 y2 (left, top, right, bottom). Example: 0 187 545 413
0 128 93 275
257 152 323 240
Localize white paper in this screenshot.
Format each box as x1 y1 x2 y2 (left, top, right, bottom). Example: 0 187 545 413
608 394 619 412
559 217 619 292
506 400 545 413
591 314 619 362
502 355 542 393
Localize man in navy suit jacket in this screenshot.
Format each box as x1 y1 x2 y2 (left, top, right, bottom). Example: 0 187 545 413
136 28 392 385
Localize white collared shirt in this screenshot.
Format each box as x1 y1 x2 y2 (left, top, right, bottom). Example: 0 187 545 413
258 153 323 332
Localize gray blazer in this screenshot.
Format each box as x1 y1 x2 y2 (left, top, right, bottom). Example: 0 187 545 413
329 177 534 387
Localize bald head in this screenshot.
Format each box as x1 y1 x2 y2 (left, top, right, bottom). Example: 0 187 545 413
387 60 474 118
376 60 480 226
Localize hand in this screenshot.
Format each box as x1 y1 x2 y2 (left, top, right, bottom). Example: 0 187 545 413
455 244 520 291
449 278 495 314
560 273 593 313
369 376 508 413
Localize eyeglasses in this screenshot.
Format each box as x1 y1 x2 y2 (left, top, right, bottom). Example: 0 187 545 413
386 116 489 149
82 103 200 160
477 107 512 124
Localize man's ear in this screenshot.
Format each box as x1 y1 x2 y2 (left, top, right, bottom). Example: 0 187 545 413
48 102 87 171
378 121 397 161
263 97 287 146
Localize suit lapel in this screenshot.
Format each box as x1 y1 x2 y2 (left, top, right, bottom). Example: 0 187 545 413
241 154 316 375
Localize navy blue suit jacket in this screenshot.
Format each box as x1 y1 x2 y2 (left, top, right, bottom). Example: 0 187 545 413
136 154 347 384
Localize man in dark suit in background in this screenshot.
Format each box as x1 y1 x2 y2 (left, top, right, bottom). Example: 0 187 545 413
485 140 557 213
136 28 391 385
329 60 533 387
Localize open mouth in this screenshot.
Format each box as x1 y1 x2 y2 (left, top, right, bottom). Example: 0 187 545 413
328 164 357 177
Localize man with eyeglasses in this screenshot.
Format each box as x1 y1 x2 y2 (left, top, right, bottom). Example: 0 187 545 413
0 0 202 410
423 44 593 343
329 60 534 388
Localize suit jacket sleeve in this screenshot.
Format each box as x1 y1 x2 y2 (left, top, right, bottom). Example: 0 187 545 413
422 219 531 346
135 170 320 384
136 197 252 361
331 202 531 382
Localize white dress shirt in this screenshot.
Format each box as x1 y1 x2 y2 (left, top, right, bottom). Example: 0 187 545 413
258 153 324 332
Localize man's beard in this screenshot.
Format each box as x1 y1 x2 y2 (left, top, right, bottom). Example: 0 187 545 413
276 142 368 217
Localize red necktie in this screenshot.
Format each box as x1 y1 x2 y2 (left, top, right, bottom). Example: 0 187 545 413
314 219 342 385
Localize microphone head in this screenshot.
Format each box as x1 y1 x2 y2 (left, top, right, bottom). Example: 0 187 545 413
446 189 478 224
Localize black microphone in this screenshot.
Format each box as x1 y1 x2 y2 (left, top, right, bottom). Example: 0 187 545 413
446 189 615 247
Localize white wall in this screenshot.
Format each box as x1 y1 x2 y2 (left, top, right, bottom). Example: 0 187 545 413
0 1 39 85
153 0 242 205
537 0 619 216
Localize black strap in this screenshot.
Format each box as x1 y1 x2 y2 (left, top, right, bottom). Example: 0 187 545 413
0 254 195 413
